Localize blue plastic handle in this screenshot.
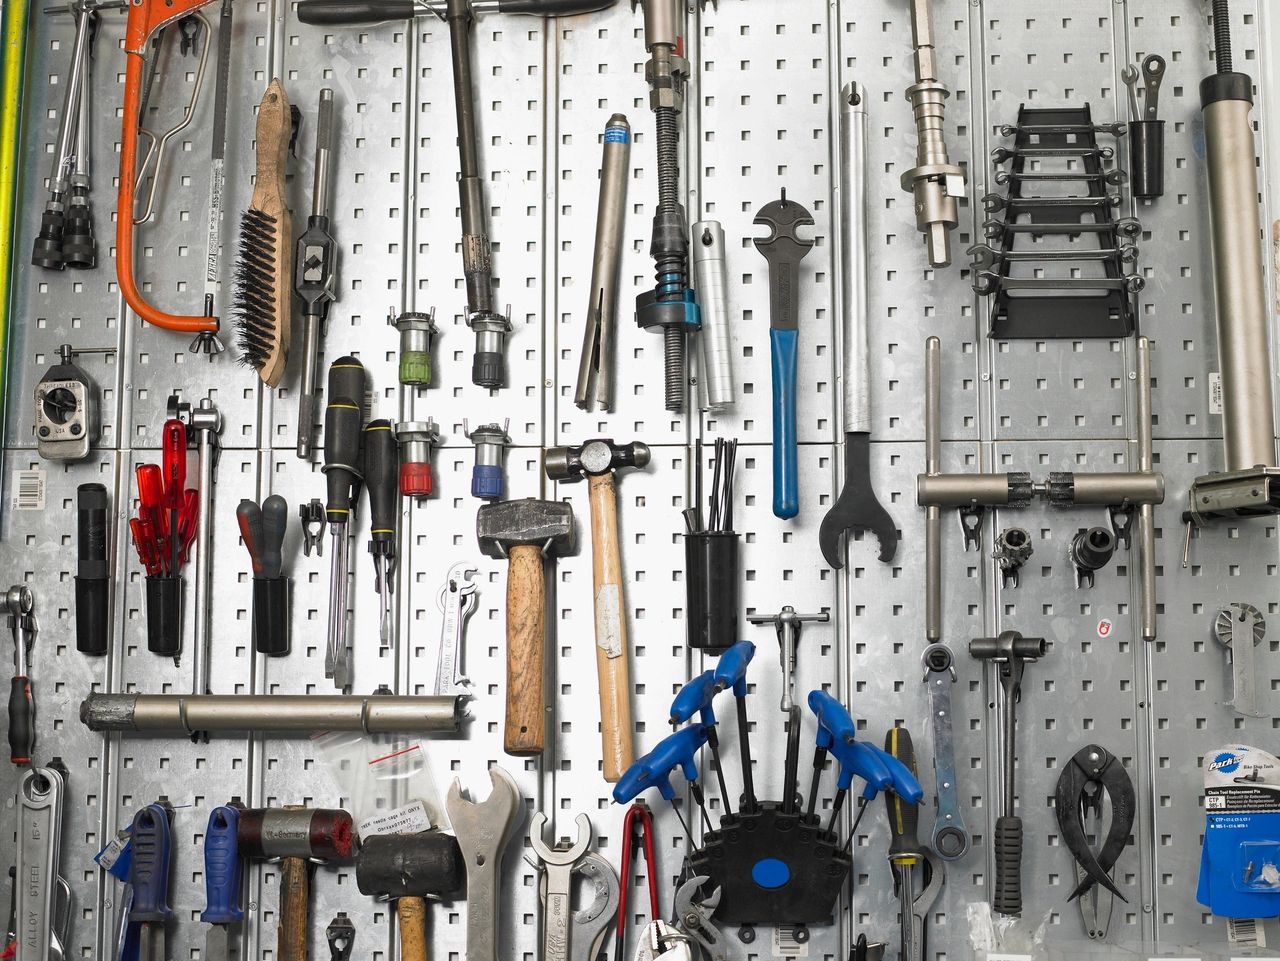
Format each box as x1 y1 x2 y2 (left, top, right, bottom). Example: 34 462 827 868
613 725 710 804
670 671 718 727
829 738 895 796
201 805 243 925
867 743 926 804
712 641 756 697
808 690 857 746
770 327 799 519
128 803 173 923
471 464 504 501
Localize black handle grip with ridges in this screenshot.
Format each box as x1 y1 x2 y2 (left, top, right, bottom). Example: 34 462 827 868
323 357 367 521
8 675 34 764
884 726 921 860
296 0 418 24
993 814 1023 916
363 419 399 547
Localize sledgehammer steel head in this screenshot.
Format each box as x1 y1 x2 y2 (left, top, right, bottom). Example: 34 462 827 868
476 498 577 559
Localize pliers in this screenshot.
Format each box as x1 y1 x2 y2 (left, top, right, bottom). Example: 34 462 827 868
672 875 725 961
616 801 660 961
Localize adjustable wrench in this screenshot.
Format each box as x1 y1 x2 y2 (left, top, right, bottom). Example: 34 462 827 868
446 767 523 961
434 562 478 698
529 812 593 961
754 190 814 520
16 766 71 961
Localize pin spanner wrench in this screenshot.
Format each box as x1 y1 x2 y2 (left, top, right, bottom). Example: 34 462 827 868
16 766 72 961
534 851 619 961
529 812 593 961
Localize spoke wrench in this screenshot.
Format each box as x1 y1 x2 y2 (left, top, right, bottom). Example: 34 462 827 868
434 561 478 699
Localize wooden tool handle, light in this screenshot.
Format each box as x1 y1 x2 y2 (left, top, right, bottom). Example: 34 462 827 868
398 897 428 961
588 472 635 782
248 78 294 386
278 856 310 961
504 542 546 756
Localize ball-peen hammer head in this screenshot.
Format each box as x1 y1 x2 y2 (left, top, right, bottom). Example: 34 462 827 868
543 438 651 482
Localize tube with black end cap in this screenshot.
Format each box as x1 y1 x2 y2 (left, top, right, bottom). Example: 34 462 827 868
76 483 110 655
364 419 399 648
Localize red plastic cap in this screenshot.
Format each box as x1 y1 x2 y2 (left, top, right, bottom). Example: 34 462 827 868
400 462 433 497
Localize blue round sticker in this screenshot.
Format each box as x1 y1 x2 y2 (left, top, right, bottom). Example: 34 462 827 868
751 858 791 890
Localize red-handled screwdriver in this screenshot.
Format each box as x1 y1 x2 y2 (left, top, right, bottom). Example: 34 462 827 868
129 518 164 576
161 420 188 574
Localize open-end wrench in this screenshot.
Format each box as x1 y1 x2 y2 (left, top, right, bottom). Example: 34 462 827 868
434 561 478 699
446 767 523 961
820 82 898 568
529 812 593 961
753 189 813 520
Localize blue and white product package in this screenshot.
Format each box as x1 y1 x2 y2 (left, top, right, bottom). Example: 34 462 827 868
1196 745 1280 921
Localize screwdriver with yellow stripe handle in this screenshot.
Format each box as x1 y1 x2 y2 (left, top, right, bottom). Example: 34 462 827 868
363 419 400 648
884 726 926 961
324 356 367 689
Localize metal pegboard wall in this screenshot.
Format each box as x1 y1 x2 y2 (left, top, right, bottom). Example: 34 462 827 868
3 0 1280 960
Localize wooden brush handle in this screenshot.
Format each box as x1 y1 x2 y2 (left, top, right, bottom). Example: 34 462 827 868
252 78 291 219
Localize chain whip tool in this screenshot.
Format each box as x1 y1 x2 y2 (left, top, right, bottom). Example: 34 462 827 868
901 0 965 267
819 82 898 567
7 585 37 765
324 357 367 688
920 644 970 860
575 114 630 411
17 767 72 961
435 562 478 699
295 89 339 459
635 0 700 413
691 221 735 411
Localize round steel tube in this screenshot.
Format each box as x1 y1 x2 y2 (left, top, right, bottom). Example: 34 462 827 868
1136 337 1158 640
917 473 1014 507
1067 472 1164 506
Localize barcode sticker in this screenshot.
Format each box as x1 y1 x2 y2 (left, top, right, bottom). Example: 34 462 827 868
1209 371 1223 415
1227 917 1264 947
11 469 46 511
771 926 809 958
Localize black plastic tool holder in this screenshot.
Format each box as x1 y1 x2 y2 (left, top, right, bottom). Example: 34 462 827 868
252 578 290 656
689 804 851 927
145 575 182 658
978 104 1141 339
685 530 739 653
1129 119 1164 199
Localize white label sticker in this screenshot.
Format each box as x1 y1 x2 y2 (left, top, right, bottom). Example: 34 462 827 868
594 584 623 658
95 833 130 871
358 799 432 839
1209 371 1223 415
771 926 809 958
1097 618 1113 638
11 469 46 511
1227 915 1265 947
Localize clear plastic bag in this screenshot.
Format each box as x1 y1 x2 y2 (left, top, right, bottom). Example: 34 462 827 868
312 730 449 838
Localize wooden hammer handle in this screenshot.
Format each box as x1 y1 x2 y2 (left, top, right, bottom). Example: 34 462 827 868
399 897 428 961
504 542 546 755
278 856 310 961
588 472 635 782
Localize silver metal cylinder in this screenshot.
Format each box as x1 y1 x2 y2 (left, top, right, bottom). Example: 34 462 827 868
468 423 510 467
1202 95 1277 471
839 83 870 433
691 221 735 411
47 4 92 197
925 336 941 474
1136 337 1158 640
641 0 680 50
926 505 941 642
1067 472 1164 506
190 400 221 696
925 336 941 641
80 693 463 735
918 473 1015 508
312 89 335 218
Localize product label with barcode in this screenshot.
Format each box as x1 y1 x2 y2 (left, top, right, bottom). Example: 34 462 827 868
1209 371 1223 415
358 799 432 839
771 926 809 958
11 469 46 511
1227 916 1265 947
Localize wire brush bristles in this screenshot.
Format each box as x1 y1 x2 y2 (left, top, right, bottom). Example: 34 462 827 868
232 207 284 382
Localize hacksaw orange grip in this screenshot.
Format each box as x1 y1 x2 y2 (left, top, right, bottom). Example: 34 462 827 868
116 0 221 335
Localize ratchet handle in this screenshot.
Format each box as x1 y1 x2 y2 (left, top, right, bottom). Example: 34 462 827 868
770 327 799 519
884 727 922 861
8 675 34 764
129 803 173 923
993 815 1023 916
201 806 244 925
296 0 418 24
363 420 399 548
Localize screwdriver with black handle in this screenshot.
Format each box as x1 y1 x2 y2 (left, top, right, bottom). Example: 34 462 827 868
295 0 616 26
884 726 924 961
363 419 399 648
323 357 367 689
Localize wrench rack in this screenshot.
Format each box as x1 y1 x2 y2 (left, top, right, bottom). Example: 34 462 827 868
2 1 1280 959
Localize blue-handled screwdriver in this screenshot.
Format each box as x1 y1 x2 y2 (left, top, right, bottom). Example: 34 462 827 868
201 805 243 961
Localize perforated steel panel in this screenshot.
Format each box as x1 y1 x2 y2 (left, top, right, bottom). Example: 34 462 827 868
3 0 1279 959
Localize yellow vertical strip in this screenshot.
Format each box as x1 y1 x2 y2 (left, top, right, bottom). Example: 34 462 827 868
0 0 31 452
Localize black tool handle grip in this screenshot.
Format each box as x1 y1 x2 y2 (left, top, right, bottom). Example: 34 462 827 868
236 500 265 577
993 814 1023 916
884 726 922 859
260 494 289 579
324 357 367 521
76 483 111 655
363 420 399 546
9 675 34 764
296 0 418 24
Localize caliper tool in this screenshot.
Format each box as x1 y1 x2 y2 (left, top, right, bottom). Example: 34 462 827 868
614 801 659 961
528 812 593 961
7 585 37 765
323 356 367 689
446 767 524 961
970 630 1048 917
821 83 897 567
883 727 942 961
16 765 71 961
1053 744 1135 939
434 561 478 699
295 89 339 459
201 805 243 961
364 419 400 648
116 0 230 350
754 191 813 520
237 494 290 656
920 644 971 860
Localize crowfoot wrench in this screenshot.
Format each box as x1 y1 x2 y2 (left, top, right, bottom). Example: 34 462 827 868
17 766 72 961
446 767 523 961
822 85 898 567
434 562 478 699
529 812 593 961
672 876 725 961
753 190 813 520
533 851 619 961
